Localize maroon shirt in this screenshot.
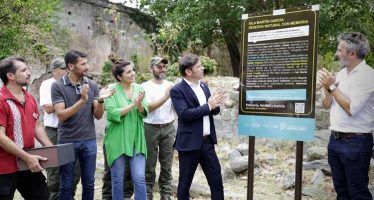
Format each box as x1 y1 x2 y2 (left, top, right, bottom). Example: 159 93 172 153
0 86 39 174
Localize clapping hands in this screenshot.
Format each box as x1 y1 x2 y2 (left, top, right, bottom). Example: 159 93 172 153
80 84 89 102
318 68 336 89
208 90 225 110
99 86 116 100
133 92 145 107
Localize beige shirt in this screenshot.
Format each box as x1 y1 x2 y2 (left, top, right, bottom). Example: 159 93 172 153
142 80 175 124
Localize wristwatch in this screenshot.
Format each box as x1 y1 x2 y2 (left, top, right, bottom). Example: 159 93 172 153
98 99 104 103
328 84 337 93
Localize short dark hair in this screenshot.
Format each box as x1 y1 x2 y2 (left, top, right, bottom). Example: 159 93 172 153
338 32 370 59
178 53 199 77
111 59 132 82
0 57 25 85
64 50 87 67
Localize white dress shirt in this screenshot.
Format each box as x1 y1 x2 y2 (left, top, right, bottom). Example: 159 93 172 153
184 79 211 136
330 60 374 133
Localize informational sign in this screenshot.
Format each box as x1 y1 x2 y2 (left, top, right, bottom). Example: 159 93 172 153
238 6 319 141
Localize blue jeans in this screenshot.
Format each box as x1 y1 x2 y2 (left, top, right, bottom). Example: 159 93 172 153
111 151 146 200
60 139 97 200
328 133 373 200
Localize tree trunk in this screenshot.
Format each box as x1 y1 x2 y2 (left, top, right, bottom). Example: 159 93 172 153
221 24 240 77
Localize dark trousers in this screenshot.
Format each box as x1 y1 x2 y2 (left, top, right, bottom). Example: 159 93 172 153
0 171 49 200
144 122 175 199
177 137 224 200
45 126 80 200
328 133 373 200
102 143 134 200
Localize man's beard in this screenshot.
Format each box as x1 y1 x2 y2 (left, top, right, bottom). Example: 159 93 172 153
334 55 346 68
16 80 29 87
154 73 165 80
338 60 348 68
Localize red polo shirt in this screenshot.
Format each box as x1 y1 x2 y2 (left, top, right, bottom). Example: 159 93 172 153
0 86 39 174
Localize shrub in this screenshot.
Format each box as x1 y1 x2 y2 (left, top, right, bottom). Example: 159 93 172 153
130 54 139 69
318 52 340 72
166 62 180 80
200 56 217 75
165 56 217 81
101 61 115 86
136 72 152 84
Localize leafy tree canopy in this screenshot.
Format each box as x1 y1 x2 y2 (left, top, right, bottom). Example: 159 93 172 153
139 0 374 75
0 0 59 59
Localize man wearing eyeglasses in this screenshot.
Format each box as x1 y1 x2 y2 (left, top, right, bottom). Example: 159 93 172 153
319 32 374 200
51 50 114 200
141 56 175 200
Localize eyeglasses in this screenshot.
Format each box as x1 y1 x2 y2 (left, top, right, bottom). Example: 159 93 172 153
75 85 82 94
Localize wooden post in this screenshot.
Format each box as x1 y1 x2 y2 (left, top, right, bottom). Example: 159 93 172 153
295 141 304 200
247 136 255 200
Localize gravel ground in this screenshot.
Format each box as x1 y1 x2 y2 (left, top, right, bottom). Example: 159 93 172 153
14 137 344 200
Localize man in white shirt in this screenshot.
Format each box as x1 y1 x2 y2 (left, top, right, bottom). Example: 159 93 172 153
142 56 175 200
319 32 374 200
39 58 80 200
170 54 225 200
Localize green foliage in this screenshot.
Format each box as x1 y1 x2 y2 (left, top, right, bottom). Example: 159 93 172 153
166 56 218 80
0 0 59 59
164 56 217 80
0 29 18 60
101 61 116 86
140 0 374 71
33 43 49 55
102 60 153 85
130 54 149 73
366 54 374 68
200 56 217 75
136 72 152 84
318 1 374 54
148 26 185 63
317 52 340 72
131 54 139 69
166 62 180 79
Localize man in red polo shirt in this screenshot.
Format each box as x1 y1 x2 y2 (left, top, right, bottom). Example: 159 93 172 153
0 57 53 200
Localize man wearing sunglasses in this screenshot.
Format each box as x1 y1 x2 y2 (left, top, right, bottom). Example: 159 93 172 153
51 50 114 200
40 57 81 200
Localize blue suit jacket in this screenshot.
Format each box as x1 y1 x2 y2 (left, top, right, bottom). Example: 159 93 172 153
170 79 220 151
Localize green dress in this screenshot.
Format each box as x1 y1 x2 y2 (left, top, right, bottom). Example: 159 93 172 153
104 83 148 167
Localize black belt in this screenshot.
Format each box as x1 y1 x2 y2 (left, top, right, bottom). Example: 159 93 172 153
45 126 57 131
203 135 209 141
331 130 372 139
145 121 173 128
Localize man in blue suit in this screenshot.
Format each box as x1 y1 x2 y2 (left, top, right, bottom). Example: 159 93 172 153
170 53 225 200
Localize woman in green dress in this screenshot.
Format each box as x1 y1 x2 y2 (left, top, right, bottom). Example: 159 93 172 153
104 59 148 200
